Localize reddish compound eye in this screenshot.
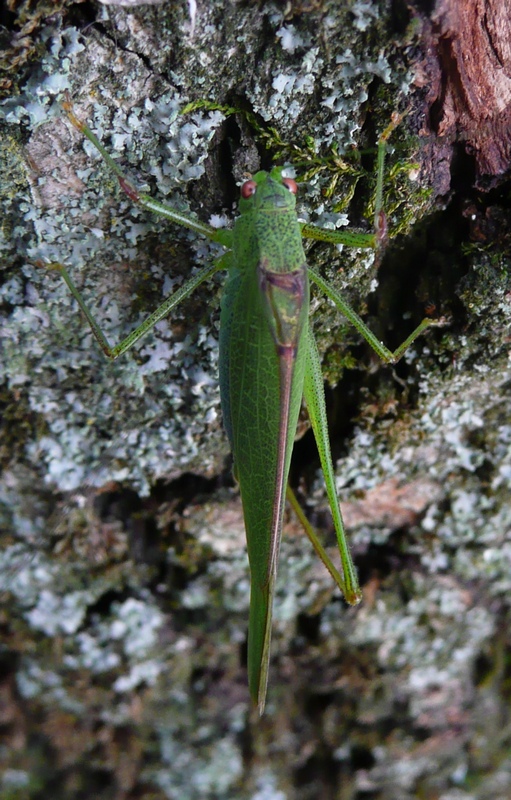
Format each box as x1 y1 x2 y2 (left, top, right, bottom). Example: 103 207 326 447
241 179 257 199
281 177 298 194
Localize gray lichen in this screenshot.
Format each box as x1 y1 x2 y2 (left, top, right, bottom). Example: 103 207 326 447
1 1 511 799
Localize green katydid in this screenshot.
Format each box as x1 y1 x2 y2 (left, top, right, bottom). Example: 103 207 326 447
46 98 438 714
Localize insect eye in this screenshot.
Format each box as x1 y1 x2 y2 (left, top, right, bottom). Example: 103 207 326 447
281 177 298 194
241 179 257 199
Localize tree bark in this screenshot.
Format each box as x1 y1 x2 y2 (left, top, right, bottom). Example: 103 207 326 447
1 1 511 798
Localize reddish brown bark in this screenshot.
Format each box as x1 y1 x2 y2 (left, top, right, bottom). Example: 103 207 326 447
425 0 511 179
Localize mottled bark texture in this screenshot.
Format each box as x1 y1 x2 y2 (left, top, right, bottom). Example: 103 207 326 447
1 1 511 799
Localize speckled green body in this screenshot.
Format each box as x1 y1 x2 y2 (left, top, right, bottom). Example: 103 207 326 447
219 168 309 710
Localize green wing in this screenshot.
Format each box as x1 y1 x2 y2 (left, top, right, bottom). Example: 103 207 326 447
219 169 309 713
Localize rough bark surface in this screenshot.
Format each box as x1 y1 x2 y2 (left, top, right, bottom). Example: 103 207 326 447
423 0 511 180
1 1 511 799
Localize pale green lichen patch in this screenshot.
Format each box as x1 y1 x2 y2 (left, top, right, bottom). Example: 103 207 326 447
3 1 510 796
